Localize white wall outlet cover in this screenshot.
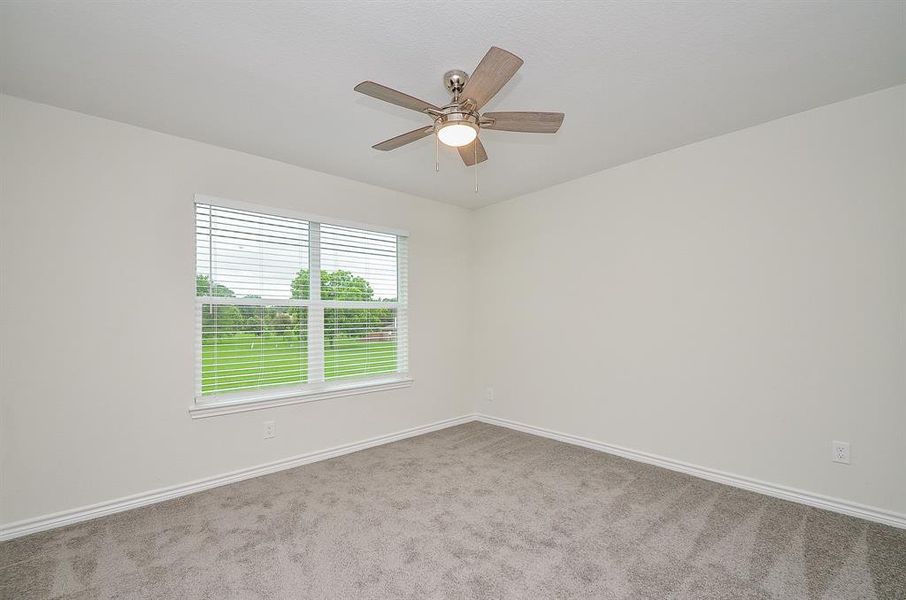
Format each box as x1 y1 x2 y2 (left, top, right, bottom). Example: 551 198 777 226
832 441 850 464
264 421 276 439
485 387 495 402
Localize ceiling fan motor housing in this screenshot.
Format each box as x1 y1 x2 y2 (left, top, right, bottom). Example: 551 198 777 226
433 110 479 132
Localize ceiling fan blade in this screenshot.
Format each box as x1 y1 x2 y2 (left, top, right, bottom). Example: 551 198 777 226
372 127 434 151
354 81 439 114
458 138 488 166
460 47 524 110
482 112 564 133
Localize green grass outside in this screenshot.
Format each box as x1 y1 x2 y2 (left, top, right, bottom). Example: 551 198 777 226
201 333 397 395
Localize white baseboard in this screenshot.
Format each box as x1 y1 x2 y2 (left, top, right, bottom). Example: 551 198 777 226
475 413 906 530
4 412 903 541
0 415 474 541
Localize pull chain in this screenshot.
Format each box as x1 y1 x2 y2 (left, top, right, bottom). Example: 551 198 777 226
474 141 479 194
435 134 439 173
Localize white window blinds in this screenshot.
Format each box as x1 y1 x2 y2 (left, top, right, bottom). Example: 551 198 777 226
195 200 408 402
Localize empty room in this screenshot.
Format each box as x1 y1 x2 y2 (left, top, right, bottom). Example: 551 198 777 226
1 1 905 598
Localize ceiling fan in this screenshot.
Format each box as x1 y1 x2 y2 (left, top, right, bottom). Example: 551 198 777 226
354 47 564 167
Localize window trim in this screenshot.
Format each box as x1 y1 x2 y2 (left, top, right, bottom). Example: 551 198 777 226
188 375 414 419
191 194 411 417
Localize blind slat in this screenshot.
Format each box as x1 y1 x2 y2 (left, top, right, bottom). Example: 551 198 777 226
196 202 408 398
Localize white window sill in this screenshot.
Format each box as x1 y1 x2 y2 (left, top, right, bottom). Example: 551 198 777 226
189 375 413 419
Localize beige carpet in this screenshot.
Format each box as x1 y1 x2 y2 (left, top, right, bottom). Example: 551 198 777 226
1 422 905 599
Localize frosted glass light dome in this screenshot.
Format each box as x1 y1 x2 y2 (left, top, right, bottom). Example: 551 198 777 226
437 123 477 147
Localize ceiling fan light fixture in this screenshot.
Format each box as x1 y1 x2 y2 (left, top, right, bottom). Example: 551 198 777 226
436 122 478 147
355 46 564 168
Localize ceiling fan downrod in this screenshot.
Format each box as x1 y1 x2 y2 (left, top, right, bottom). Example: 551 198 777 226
443 69 468 103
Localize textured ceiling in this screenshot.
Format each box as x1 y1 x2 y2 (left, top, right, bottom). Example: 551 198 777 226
1 1 904 208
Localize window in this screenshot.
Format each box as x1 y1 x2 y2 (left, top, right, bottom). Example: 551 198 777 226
194 198 409 412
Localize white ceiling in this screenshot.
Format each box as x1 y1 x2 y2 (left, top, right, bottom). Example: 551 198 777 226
1 2 904 209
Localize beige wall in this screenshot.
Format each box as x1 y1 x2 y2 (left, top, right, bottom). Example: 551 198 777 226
0 95 473 525
2 84 904 529
471 86 906 515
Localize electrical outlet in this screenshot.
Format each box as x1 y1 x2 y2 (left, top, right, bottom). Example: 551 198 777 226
263 421 276 439
485 387 495 402
832 441 850 464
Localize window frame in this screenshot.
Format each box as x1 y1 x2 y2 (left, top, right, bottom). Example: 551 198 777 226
190 194 411 419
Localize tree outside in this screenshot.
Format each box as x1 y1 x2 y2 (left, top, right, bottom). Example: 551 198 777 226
291 269 394 347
